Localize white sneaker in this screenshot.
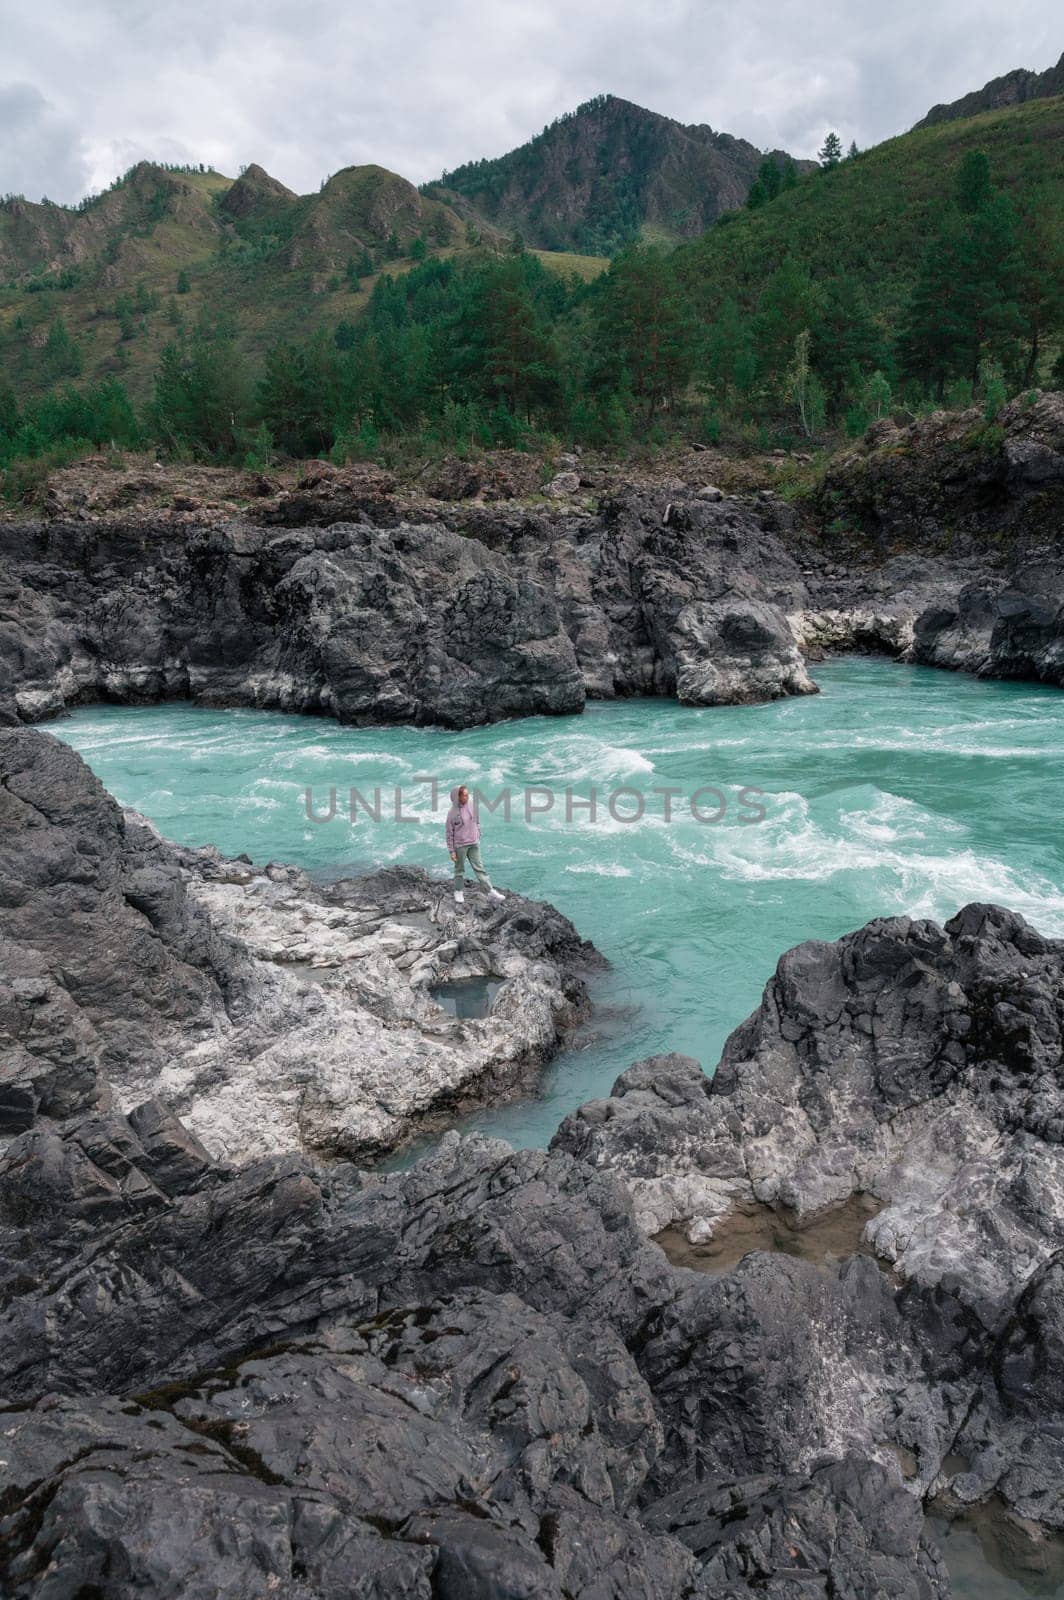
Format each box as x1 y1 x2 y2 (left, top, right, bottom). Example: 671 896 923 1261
488 888 505 902
454 890 465 905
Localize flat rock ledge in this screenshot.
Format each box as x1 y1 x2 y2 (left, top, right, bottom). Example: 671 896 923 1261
0 729 601 1163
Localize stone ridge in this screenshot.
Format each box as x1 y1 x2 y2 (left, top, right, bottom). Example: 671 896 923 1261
913 50 1064 130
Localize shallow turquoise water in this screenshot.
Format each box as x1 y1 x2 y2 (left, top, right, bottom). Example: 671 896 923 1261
54 658 1064 1153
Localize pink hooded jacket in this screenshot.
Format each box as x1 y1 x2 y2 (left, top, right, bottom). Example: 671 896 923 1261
446 786 481 851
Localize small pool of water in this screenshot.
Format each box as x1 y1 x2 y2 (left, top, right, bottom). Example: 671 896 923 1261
429 976 503 1020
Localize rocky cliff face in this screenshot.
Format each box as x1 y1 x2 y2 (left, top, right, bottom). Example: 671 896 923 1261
4 738 1064 1595
554 903 1064 1533
0 488 820 727
4 394 1064 726
913 50 1064 129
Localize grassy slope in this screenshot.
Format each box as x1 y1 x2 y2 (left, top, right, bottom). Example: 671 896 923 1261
0 164 606 404
676 96 1064 320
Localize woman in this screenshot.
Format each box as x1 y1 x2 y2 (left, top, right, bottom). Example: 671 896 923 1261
446 784 505 906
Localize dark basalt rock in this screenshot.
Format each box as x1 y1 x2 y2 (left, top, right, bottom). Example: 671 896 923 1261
0 490 818 728
913 565 1064 685
0 1103 951 1598
2 736 1064 1594
553 905 1064 1323
0 516 585 727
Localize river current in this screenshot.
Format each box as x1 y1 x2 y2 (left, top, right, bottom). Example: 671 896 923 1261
54 656 1064 1598
55 657 1064 1147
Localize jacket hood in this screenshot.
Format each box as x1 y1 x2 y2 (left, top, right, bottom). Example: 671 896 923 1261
449 786 471 809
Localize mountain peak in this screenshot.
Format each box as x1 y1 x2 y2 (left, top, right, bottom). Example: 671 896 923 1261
433 94 807 253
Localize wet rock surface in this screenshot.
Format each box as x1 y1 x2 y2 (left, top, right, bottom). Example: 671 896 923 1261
0 729 600 1162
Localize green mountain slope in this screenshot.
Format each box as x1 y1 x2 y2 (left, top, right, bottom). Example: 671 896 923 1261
675 94 1064 328
0 160 603 403
427 94 814 253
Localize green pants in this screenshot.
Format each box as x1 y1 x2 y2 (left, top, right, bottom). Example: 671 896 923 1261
453 842 493 890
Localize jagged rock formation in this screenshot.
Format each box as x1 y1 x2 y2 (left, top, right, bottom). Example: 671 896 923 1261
554 903 1064 1325
0 730 599 1161
806 392 1064 548
431 93 814 252
913 50 1064 129
2 398 1063 724
0 1117 951 1599
0 517 586 726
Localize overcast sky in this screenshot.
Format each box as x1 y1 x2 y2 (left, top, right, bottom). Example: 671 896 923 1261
1 0 1059 204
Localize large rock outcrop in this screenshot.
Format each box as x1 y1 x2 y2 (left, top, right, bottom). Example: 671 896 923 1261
0 518 586 727
0 729 600 1161
0 491 818 728
554 904 1064 1327
0 1112 952 1599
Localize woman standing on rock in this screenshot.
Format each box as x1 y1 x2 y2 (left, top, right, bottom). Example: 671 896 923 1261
447 784 506 906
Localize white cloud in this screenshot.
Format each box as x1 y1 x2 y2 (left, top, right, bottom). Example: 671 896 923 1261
1 0 1059 203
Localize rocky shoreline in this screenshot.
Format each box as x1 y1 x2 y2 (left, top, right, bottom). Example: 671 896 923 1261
0 731 600 1163
2 726 1064 1596
1 390 1062 730
2 400 1064 1597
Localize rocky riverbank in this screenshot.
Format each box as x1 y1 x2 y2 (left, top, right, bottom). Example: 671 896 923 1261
1 390 1061 729
0 730 600 1162
2 727 1064 1596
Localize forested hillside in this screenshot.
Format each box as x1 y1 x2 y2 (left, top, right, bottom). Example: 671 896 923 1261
0 90 1061 492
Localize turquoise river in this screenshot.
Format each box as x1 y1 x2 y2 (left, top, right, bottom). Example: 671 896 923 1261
54 656 1064 1599
55 657 1064 1150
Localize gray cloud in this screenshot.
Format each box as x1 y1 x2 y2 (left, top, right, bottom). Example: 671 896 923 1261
0 81 91 201
2 0 1060 203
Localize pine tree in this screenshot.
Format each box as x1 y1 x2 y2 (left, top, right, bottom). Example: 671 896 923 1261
257 333 340 456
819 132 843 167
176 269 190 294
152 326 251 457
1014 192 1064 383
700 298 756 407
43 318 82 378
595 245 695 421
897 152 1024 392
753 259 817 389
810 275 885 402
0 383 20 439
